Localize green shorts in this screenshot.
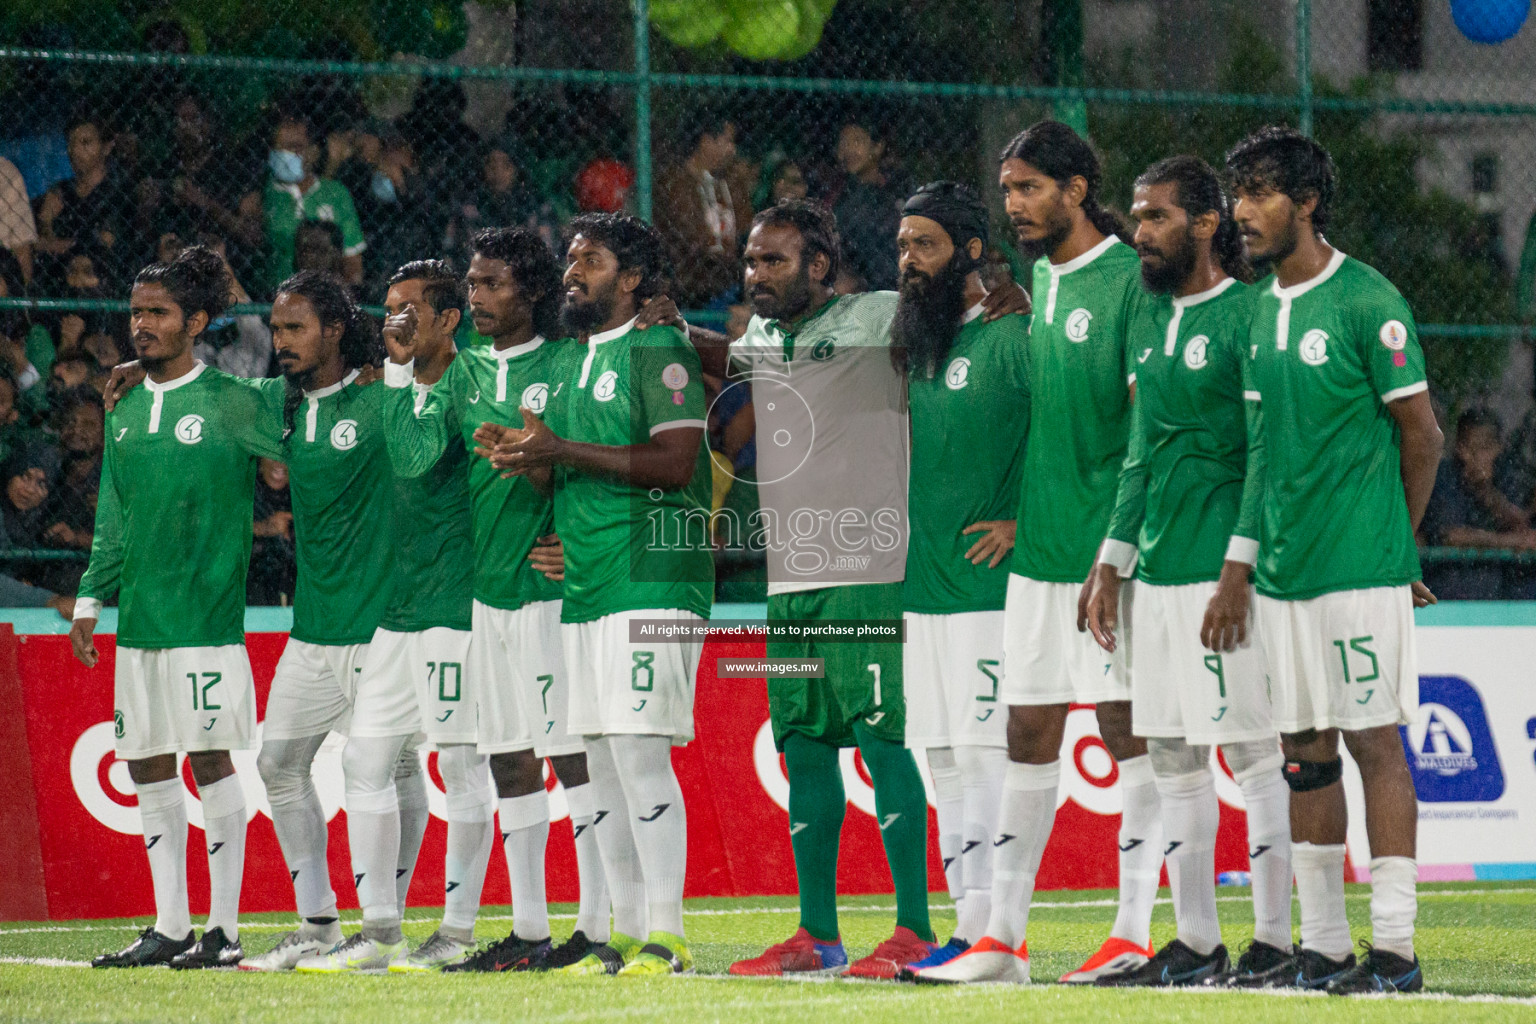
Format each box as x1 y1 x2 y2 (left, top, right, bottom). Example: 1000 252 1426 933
766 582 905 749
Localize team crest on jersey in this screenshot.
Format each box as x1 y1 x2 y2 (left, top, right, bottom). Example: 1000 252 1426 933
662 362 689 390
1299 329 1329 366
521 382 549 414
810 338 836 361
330 419 360 450
1184 335 1210 370
174 414 204 444
593 369 619 402
944 357 971 390
1380 319 1408 351
1064 308 1092 343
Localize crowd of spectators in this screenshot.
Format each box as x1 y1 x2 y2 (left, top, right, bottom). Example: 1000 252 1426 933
6 77 1536 604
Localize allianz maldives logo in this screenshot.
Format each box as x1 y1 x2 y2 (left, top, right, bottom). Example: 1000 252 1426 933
1401 676 1505 803
1408 705 1479 775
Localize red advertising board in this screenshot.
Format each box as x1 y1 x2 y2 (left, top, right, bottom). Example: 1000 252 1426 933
2 626 1258 920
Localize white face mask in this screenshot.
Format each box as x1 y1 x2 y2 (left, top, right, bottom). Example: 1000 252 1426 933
269 149 305 184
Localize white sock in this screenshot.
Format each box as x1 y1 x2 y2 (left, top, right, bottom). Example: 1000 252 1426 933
345 784 400 926
1110 754 1163 948
1293 842 1352 960
955 745 1006 944
438 745 495 935
1231 751 1293 949
136 778 191 939
1155 767 1221 956
394 748 430 918
1368 856 1417 960
983 760 1060 948
342 734 406 928
259 735 337 921
499 792 551 940
197 774 247 939
927 748 965 911
564 781 611 942
609 734 688 939
583 736 648 940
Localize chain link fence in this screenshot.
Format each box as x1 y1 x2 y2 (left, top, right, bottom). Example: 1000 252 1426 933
1 0 1534 602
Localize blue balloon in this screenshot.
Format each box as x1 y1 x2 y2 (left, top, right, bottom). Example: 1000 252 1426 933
1452 0 1531 43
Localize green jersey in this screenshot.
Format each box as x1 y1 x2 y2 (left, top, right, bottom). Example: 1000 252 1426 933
380 339 564 612
1105 278 1253 585
375 378 474 633
261 178 367 291
905 307 1031 613
543 319 714 623
1237 251 1427 600
262 372 398 645
78 363 277 648
1012 236 1144 583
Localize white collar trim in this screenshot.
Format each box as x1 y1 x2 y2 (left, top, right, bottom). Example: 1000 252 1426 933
305 367 360 399
1050 234 1120 276
588 316 638 345
144 360 207 393
1172 276 1237 309
1272 247 1346 300
491 335 546 360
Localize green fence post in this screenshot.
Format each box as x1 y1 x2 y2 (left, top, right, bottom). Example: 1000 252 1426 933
1297 0 1313 135
633 0 654 222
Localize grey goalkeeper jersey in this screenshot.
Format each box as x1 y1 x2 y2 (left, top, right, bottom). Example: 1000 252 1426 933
729 292 908 594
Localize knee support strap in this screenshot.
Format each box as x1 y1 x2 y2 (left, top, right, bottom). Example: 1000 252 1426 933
1283 757 1342 792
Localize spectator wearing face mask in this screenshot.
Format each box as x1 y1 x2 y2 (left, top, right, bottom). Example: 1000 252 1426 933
238 108 367 293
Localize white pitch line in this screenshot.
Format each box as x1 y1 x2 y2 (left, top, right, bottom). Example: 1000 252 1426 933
1 887 1523 938
0 955 1531 1006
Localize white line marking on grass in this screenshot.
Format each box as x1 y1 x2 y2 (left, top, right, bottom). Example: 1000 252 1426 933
0 956 88 967
0 955 1532 1005
0 887 1524 937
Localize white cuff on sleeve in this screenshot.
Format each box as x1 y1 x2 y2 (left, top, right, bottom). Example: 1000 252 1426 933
1225 536 1259 566
383 360 415 388
73 597 103 621
1098 538 1139 578
16 363 40 391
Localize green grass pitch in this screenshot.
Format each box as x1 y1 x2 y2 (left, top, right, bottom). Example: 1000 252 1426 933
2 883 1533 1023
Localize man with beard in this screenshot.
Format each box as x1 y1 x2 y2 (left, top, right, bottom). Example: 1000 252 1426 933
889 183 1032 977
477 213 712 976
626 197 1015 979
1222 127 1442 995
1079 155 1297 988
917 121 1158 987
376 234 613 974
242 273 414 972
72 247 274 969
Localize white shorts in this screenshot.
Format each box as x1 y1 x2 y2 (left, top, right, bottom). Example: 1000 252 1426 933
349 627 475 746
903 611 1007 749
262 639 370 741
1000 574 1132 706
1130 581 1274 745
562 608 703 744
1255 586 1418 734
471 600 581 757
113 645 257 760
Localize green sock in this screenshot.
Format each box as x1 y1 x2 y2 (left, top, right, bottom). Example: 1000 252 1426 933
783 732 845 943
854 722 935 942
